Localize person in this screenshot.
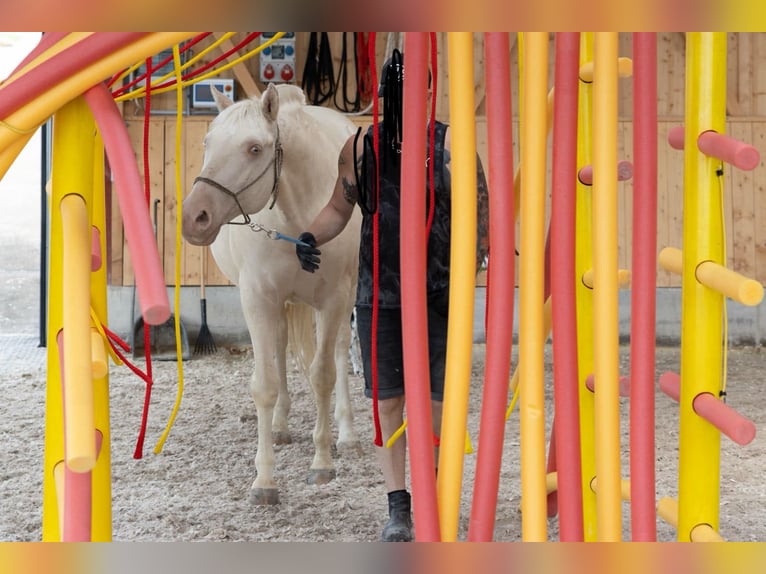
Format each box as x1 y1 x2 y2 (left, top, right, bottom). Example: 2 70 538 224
296 50 489 542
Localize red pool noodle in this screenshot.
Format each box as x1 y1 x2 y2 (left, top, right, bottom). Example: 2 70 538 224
697 131 761 171
9 32 68 74
467 32 515 542
83 83 170 325
0 33 146 119
550 32 584 541
660 373 756 445
668 126 760 171
577 160 633 185
693 393 756 446
399 35 439 541
630 32 658 541
668 125 685 150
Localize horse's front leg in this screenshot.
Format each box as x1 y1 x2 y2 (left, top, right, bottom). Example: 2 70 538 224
243 293 286 505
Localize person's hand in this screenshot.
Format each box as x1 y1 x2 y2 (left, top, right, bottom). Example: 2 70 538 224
296 232 321 272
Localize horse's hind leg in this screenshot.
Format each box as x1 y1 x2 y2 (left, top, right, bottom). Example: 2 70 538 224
306 312 344 485
272 333 292 446
334 312 361 454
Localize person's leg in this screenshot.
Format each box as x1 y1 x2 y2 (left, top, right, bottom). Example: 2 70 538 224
357 306 413 541
427 288 449 476
431 399 443 473
376 395 407 492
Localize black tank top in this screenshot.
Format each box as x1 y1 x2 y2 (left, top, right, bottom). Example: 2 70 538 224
355 121 451 308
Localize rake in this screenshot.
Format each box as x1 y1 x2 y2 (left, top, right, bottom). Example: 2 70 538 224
194 248 217 355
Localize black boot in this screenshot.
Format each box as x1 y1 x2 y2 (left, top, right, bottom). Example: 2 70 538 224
382 490 413 542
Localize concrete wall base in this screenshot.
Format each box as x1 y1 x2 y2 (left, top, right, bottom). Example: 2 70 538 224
107 286 766 348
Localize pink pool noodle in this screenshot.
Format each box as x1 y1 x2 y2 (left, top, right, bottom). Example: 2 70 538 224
0 33 146 118
549 31 584 541
630 32 658 542
585 373 631 397
697 131 760 171
91 226 101 272
83 83 170 325
467 32 516 542
577 160 633 186
399 35 439 541
668 126 760 171
659 372 756 445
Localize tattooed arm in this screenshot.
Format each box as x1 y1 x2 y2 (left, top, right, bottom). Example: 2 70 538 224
305 134 361 247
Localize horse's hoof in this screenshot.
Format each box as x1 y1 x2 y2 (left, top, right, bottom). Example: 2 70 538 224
250 488 280 505
307 468 336 485
273 431 292 445
336 439 363 456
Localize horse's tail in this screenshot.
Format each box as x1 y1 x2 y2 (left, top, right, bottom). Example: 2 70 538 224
286 301 315 379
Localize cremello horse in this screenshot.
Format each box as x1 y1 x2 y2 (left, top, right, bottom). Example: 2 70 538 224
182 83 361 505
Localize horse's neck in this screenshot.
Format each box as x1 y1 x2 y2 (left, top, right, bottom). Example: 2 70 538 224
268 113 339 227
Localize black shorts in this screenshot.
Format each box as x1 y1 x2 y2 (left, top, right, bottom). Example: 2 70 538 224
355 289 449 402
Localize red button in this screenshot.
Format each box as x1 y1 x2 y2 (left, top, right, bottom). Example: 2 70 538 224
280 65 294 81
263 64 275 80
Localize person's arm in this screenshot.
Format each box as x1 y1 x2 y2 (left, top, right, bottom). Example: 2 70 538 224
296 133 360 272
305 135 360 247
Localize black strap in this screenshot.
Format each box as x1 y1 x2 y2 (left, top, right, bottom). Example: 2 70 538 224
301 32 335 106
334 32 361 112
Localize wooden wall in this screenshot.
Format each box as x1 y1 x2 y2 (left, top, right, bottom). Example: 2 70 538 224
110 33 766 288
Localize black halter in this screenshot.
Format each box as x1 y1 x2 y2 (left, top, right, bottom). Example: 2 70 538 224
193 126 284 224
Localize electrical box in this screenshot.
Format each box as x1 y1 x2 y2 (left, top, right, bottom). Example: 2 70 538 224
191 78 235 109
259 32 296 83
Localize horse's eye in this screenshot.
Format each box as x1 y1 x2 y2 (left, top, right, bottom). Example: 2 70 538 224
249 145 261 155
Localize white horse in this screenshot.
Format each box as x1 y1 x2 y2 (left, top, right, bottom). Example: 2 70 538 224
182 83 361 505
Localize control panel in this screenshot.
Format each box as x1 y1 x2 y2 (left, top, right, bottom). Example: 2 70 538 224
259 32 296 84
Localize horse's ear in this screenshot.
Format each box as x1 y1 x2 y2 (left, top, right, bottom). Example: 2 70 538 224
212 86 233 112
262 83 279 123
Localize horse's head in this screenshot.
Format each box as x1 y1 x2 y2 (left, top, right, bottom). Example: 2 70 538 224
182 84 284 246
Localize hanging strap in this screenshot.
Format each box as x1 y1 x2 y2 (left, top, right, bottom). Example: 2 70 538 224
301 32 336 105
334 32 361 112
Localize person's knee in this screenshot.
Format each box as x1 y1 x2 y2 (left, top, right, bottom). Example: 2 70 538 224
378 395 405 418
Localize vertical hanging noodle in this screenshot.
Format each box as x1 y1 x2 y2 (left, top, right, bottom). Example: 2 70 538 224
550 32 585 542
467 32 515 542
60 192 95 473
630 32 659 542
439 32 478 542
678 32 726 542
518 31 549 542
592 32 622 541
400 33 440 542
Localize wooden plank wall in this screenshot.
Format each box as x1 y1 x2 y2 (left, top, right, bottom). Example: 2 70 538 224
110 33 766 288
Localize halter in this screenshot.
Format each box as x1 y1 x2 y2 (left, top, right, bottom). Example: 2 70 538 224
193 125 284 225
